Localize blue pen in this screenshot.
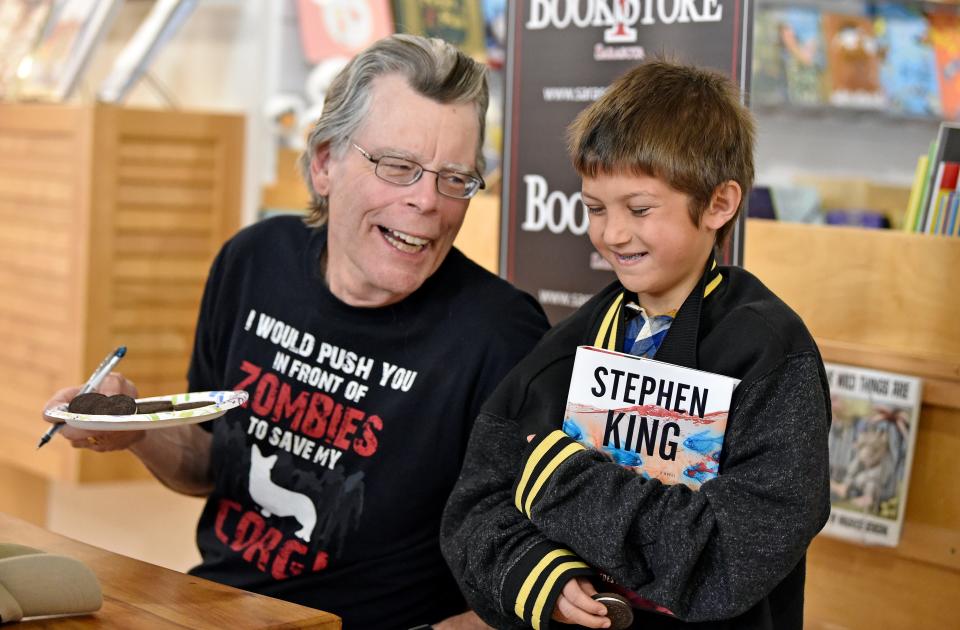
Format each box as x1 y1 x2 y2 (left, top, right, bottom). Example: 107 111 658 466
37 346 127 449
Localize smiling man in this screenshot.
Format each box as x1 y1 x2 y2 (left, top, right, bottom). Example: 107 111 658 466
42 35 548 629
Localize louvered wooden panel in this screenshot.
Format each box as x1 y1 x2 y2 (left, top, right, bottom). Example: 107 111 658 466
0 105 89 490
0 103 242 494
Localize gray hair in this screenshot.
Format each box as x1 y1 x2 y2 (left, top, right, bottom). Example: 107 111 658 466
298 34 489 227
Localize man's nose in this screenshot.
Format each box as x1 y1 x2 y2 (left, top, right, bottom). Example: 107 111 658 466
404 172 440 212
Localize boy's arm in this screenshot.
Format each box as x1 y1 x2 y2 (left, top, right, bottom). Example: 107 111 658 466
515 353 831 622
441 411 599 630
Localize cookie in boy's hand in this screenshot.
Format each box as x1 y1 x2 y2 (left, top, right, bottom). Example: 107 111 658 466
68 393 137 415
592 593 633 630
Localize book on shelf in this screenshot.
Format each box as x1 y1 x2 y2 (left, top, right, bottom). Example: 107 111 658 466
821 12 885 109
779 7 825 106
751 8 788 105
391 0 485 58
876 4 942 118
902 153 929 233
924 161 960 233
563 346 740 491
823 362 922 547
928 12 960 121
296 0 394 65
915 122 960 234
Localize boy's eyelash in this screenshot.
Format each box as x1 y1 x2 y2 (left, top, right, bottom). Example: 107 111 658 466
586 206 604 214
630 207 651 215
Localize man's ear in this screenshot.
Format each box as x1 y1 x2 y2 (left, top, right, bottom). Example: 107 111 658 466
310 144 333 196
702 180 742 231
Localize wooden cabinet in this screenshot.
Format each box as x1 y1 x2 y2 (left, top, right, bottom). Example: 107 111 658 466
744 219 960 629
0 103 243 495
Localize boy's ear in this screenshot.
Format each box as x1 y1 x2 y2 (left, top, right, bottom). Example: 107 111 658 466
310 144 333 196
702 180 742 231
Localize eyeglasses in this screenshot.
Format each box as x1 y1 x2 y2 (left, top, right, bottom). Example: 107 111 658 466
352 143 485 200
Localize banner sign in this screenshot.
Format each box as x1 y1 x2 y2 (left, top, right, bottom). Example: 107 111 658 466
501 0 754 322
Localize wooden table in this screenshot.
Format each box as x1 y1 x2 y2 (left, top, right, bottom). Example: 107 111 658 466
0 513 340 629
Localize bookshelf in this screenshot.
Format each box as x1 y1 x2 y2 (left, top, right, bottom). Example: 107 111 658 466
0 103 243 522
744 218 960 628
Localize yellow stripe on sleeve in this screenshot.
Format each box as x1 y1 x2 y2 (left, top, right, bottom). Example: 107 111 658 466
515 431 567 511
523 442 585 517
530 560 591 630
593 293 624 347
514 549 576 620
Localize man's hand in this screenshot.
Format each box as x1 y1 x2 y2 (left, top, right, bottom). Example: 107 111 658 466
42 373 145 451
433 610 492 630
552 577 610 628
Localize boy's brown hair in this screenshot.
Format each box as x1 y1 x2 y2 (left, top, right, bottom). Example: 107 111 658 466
567 59 755 247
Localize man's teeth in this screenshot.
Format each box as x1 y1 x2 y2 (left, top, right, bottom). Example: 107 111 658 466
382 227 430 253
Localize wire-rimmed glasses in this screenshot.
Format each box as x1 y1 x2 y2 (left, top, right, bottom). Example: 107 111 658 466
352 143 485 200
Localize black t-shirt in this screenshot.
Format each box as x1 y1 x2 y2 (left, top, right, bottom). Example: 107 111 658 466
185 216 548 628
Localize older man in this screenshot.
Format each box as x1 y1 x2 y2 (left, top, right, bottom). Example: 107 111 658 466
43 35 548 629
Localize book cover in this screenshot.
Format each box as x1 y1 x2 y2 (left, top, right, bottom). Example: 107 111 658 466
875 5 941 117
563 346 740 491
924 161 959 233
915 140 940 232
751 8 788 105
902 154 929 233
779 7 825 106
928 12 960 120
391 0 484 57
822 12 885 109
296 0 394 65
944 191 959 236
823 362 922 547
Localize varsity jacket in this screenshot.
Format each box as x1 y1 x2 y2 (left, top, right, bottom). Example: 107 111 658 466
441 254 832 630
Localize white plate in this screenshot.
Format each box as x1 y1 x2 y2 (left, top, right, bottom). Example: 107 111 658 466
47 390 248 431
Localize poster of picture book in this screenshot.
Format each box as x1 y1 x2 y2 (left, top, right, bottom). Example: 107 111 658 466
823 362 922 547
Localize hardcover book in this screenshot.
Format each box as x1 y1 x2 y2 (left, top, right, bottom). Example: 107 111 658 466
563 346 740 491
779 7 824 106
876 5 941 117
929 12 960 121
751 8 788 106
391 0 484 57
823 362 922 547
821 12 885 109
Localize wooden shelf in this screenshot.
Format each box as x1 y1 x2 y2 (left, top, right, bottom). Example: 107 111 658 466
0 103 243 490
744 218 960 627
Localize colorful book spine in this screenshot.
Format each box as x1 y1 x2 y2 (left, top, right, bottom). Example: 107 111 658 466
926 161 960 234
903 154 929 233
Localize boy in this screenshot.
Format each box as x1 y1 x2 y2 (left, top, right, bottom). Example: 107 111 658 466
440 60 831 629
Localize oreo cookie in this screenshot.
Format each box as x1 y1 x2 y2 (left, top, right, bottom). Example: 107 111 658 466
173 401 213 411
592 593 633 630
67 393 137 416
136 400 174 414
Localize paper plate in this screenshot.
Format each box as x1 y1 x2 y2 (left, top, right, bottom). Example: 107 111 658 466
46 390 248 431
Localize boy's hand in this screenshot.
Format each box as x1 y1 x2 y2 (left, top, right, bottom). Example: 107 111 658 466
552 577 610 628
